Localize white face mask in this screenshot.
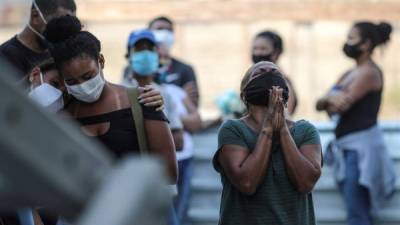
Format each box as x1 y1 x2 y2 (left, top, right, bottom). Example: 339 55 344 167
153 29 175 51
28 73 64 113
65 65 106 103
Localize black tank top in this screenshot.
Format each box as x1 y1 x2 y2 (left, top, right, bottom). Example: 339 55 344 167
77 107 167 157
335 76 383 139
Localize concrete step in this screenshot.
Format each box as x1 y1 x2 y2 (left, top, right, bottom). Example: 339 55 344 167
191 157 400 189
189 177 400 210
186 207 400 225
191 176 400 193
192 122 400 160
188 122 400 225
192 138 400 161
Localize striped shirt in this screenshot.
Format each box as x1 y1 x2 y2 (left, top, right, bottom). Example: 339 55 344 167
213 119 320 225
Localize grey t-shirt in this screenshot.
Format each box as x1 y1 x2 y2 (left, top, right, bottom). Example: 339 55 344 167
213 119 320 225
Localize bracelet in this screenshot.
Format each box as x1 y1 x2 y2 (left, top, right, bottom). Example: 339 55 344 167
261 128 273 139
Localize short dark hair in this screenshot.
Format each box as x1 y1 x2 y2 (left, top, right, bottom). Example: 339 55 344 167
354 21 392 52
148 16 174 29
38 58 57 74
255 31 284 55
44 16 101 68
34 0 76 17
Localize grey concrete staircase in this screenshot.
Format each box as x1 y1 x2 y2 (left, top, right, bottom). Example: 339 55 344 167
187 121 400 225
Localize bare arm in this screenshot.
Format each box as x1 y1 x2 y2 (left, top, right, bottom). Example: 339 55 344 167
325 68 380 114
218 88 282 195
269 86 321 194
285 77 297 116
145 120 178 184
218 126 273 195
172 129 184 151
183 81 200 107
279 127 322 194
181 96 202 133
316 70 352 112
33 210 44 225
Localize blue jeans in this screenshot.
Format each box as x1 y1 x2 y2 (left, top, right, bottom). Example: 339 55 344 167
339 150 373 225
168 205 180 225
174 158 193 223
17 208 34 225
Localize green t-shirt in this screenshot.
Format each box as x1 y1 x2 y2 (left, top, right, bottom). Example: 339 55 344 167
213 119 321 225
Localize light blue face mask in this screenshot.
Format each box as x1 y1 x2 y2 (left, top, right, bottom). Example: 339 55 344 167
129 50 159 76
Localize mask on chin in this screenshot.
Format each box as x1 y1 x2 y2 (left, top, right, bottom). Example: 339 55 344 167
252 53 274 64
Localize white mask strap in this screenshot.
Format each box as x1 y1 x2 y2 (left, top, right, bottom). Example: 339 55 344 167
33 0 47 24
39 72 44 84
27 23 46 40
97 62 103 77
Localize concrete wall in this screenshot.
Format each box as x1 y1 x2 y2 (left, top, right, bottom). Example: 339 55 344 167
1 0 399 120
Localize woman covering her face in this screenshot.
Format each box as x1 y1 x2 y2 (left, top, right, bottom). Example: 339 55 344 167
214 61 322 225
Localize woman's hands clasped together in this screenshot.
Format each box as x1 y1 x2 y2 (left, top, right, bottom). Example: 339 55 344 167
263 86 287 133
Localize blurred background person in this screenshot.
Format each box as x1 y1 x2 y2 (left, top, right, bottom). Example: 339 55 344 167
0 0 76 84
122 30 183 134
149 16 200 107
251 30 298 116
123 28 202 224
316 21 397 225
214 30 298 124
122 29 185 153
149 16 221 133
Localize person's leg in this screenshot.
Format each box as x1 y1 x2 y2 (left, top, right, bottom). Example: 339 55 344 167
0 213 20 225
167 205 180 225
340 150 373 225
17 209 34 225
174 158 193 223
37 209 57 225
32 211 44 225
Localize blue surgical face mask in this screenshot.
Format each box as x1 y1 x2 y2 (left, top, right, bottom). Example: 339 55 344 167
129 50 159 76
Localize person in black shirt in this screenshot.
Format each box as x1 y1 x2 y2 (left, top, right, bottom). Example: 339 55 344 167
316 21 393 225
44 16 178 182
0 1 76 224
149 16 200 107
251 30 298 116
0 0 76 84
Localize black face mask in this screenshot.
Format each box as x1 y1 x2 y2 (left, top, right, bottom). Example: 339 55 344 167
243 72 289 106
252 53 274 64
343 42 363 59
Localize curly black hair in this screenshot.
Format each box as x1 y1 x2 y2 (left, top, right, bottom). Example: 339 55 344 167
148 16 174 30
43 15 101 68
